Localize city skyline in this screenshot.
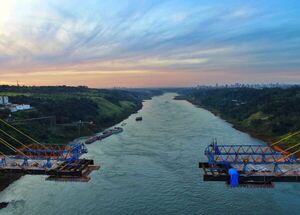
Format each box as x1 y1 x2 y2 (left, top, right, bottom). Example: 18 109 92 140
0 0 300 87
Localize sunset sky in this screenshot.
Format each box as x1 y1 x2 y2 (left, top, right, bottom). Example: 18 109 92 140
0 0 299 87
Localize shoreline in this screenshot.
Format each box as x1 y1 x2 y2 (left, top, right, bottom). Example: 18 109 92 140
180 97 294 158
176 96 276 145
0 100 146 208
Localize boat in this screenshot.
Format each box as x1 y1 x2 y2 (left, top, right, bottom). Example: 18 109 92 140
85 136 99 144
98 127 123 139
85 127 124 144
111 127 123 134
98 130 113 139
136 117 143 121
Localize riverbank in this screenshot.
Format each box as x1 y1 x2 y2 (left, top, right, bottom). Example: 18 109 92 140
0 85 163 145
0 104 141 197
0 94 156 208
175 95 297 151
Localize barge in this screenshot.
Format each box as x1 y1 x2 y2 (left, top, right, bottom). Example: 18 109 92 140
85 127 123 144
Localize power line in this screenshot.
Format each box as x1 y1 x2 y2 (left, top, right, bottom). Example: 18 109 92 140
270 131 300 146
0 128 30 149
0 118 48 150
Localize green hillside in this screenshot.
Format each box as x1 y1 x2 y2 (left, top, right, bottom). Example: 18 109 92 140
179 86 300 153
0 85 160 149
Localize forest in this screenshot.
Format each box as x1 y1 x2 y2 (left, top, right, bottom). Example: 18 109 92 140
179 86 300 149
0 85 161 150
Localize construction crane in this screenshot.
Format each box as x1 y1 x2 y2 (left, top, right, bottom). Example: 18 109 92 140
199 131 300 188
0 118 99 182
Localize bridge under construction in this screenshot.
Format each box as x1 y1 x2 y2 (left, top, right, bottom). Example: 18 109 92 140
199 132 300 188
0 118 99 182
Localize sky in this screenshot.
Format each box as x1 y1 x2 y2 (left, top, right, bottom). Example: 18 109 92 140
0 0 299 87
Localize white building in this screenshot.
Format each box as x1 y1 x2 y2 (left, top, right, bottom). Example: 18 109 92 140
0 96 9 105
0 96 31 112
9 104 31 113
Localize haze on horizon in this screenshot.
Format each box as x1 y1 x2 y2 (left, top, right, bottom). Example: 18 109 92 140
0 0 299 88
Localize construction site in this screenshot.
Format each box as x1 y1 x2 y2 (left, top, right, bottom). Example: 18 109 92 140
1 113 300 188
199 132 300 188
0 118 100 182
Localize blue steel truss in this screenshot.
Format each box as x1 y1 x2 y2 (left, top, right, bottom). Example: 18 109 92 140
0 143 88 168
17 143 87 161
205 142 299 165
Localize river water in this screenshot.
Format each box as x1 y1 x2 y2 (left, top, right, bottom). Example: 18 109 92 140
0 93 299 215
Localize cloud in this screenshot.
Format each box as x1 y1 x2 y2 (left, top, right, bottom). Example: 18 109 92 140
230 8 253 18
0 0 299 86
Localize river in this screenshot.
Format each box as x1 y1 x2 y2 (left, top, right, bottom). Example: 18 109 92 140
0 93 299 215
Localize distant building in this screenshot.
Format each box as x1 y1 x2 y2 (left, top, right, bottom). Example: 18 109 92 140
9 104 31 113
0 96 10 105
0 96 31 112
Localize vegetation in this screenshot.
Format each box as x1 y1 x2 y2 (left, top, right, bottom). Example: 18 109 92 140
179 86 300 150
0 85 161 150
